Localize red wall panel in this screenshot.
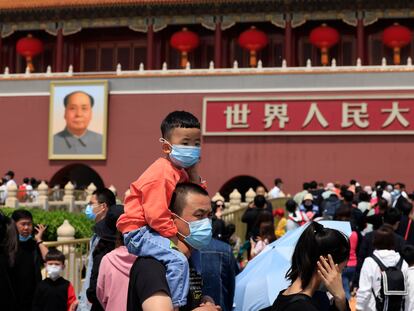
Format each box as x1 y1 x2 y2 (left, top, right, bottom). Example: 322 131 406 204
1 93 413 199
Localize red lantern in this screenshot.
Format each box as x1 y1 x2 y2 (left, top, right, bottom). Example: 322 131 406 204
309 24 339 66
238 26 268 67
16 34 44 72
382 23 412 65
170 28 200 68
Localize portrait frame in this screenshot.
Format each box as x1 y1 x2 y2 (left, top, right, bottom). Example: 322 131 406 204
48 80 108 160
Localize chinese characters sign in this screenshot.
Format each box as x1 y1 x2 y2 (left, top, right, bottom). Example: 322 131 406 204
202 95 414 136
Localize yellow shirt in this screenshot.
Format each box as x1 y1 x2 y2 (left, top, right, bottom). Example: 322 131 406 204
275 217 287 238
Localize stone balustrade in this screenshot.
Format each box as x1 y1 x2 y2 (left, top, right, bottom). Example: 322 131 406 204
1 182 118 212
212 187 288 243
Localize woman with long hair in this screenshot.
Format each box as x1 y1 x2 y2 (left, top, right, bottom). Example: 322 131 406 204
271 222 351 311
0 211 18 310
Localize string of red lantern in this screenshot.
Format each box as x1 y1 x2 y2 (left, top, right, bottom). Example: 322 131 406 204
16 34 44 72
309 24 339 66
382 23 412 65
170 27 200 68
238 26 268 67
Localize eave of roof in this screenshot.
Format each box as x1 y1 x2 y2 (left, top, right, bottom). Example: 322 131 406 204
0 0 243 10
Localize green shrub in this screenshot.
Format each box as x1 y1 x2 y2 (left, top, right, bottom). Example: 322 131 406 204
1 207 94 241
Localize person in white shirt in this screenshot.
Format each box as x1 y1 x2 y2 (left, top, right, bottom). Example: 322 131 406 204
356 226 409 311
0 179 6 204
401 245 414 311
268 178 284 199
3 171 17 200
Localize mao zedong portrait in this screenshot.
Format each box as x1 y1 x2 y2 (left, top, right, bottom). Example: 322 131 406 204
53 91 103 154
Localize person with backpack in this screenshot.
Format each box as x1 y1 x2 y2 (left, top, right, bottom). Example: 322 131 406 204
400 245 414 311
356 226 408 311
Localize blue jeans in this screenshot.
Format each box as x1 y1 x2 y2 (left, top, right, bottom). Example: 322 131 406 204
78 234 100 311
124 226 189 307
342 266 356 300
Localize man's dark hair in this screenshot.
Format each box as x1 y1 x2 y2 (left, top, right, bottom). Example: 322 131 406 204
5 171 14 178
334 206 352 221
254 195 266 209
45 247 65 264
160 111 200 139
23 177 29 184
377 198 388 212
373 226 395 250
169 182 209 216
395 182 406 190
303 182 310 191
350 179 357 185
274 178 282 186
358 191 370 203
383 208 401 225
11 209 33 222
309 181 317 190
401 245 414 266
63 91 94 108
93 188 116 207
342 190 354 203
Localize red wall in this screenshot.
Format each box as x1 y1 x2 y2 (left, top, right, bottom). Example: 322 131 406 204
2 93 414 197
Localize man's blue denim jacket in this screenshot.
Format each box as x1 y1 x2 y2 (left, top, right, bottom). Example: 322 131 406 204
191 238 240 311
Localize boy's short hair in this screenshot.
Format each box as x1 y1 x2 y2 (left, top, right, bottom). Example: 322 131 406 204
401 245 414 266
373 225 395 250
161 111 200 139
45 248 65 264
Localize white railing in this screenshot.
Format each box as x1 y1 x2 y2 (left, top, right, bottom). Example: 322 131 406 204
212 188 288 242
1 181 118 212
1 57 414 80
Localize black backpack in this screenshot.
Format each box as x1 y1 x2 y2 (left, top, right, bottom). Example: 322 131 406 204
371 254 407 311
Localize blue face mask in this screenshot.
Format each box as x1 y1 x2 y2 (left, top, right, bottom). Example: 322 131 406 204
19 234 31 242
175 214 212 249
85 204 96 220
160 138 201 168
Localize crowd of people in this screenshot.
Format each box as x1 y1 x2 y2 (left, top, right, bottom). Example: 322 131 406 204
0 170 44 204
1 110 414 311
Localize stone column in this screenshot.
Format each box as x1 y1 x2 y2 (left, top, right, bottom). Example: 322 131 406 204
37 181 49 210
63 182 75 212
214 19 222 68
229 189 241 211
357 13 365 65
212 192 225 203
245 188 256 204
86 183 97 203
284 15 293 66
5 183 18 208
0 36 3 72
108 185 117 196
57 220 77 285
57 219 75 241
56 28 64 72
146 23 154 70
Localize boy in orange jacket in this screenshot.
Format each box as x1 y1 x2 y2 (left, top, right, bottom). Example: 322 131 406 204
116 111 211 308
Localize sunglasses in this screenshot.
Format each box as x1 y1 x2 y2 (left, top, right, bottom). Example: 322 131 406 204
216 203 224 207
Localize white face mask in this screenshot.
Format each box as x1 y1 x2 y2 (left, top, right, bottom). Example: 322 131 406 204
46 265 63 280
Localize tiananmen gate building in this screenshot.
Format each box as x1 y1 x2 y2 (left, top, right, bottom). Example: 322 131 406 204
1 0 414 197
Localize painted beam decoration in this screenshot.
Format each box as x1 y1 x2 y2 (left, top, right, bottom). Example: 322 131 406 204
202 91 414 136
